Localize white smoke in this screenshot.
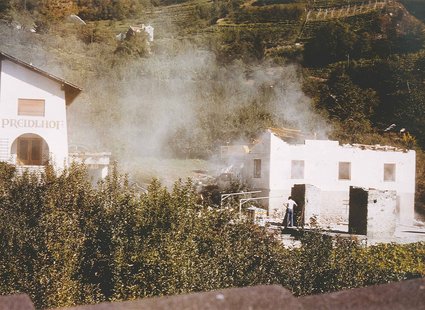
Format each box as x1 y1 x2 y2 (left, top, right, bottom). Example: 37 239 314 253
0 23 331 183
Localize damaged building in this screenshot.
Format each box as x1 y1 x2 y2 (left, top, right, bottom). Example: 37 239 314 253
241 128 416 227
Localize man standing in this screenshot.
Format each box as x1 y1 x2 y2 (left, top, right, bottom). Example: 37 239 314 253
287 196 297 227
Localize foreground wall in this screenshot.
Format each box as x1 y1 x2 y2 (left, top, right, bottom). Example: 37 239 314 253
5 277 419 309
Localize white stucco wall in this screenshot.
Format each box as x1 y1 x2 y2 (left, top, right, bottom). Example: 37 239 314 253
244 130 416 225
244 132 271 190
0 59 68 168
366 189 397 240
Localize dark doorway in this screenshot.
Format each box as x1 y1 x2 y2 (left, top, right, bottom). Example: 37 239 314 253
349 187 368 235
291 184 306 226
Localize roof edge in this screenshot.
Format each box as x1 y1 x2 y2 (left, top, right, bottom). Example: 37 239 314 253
0 51 82 105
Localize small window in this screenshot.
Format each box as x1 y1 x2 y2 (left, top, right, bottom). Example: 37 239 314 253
291 160 304 179
339 162 351 180
384 163 396 182
253 159 261 178
18 99 45 116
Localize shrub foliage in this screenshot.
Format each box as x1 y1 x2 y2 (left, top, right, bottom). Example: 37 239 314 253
0 163 423 308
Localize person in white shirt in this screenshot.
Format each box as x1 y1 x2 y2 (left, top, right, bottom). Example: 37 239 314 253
286 196 297 227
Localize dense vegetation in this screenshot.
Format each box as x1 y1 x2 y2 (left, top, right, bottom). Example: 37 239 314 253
0 163 423 309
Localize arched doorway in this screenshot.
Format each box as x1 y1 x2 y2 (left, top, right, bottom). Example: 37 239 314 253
11 134 49 166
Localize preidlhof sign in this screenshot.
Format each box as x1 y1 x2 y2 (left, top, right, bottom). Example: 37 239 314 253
1 118 64 130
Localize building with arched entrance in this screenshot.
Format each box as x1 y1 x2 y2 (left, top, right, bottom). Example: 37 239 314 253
0 51 81 170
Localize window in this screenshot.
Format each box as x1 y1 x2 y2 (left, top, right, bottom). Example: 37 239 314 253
339 162 351 180
18 137 42 165
384 163 396 182
18 99 45 116
254 159 261 178
291 160 304 179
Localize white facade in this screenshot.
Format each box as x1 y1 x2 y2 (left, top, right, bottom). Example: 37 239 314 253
144 25 154 42
69 152 111 183
242 129 416 226
123 24 154 42
0 52 81 170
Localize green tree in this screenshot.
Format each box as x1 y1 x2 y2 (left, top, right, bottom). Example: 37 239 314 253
0 0 11 12
318 69 379 138
304 21 357 67
115 31 150 58
77 22 116 44
39 0 77 21
76 0 143 20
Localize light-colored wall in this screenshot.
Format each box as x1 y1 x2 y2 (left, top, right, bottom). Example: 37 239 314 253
0 60 68 168
366 189 397 239
244 132 271 190
244 131 416 224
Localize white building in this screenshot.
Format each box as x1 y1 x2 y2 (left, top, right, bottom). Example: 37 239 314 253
0 52 81 170
0 52 111 181
242 128 416 226
118 24 154 42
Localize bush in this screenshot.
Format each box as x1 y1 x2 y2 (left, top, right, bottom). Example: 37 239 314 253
0 164 423 308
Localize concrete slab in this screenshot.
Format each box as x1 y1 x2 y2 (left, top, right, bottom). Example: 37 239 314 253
298 278 425 310
0 294 34 310
58 285 302 310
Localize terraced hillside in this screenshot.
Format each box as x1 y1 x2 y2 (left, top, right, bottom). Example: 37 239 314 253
125 0 420 55
299 6 385 40
299 1 410 41
310 0 377 9
144 0 214 38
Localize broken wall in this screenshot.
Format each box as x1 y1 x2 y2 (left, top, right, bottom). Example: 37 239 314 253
319 191 350 225
349 186 397 238
290 184 349 227
304 185 322 225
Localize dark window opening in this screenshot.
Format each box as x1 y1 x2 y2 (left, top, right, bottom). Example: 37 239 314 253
254 159 261 178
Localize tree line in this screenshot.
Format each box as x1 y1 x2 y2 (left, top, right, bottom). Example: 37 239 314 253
0 0 150 24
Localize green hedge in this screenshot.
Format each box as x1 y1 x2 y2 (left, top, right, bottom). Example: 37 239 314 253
0 163 423 308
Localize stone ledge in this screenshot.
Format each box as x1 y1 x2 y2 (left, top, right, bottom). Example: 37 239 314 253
0 294 35 310
4 278 425 310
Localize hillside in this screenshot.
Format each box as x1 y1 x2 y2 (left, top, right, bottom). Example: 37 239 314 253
0 0 424 212
0 3 425 309
400 0 425 22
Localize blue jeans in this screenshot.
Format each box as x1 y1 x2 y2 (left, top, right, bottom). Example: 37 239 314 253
287 208 294 227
